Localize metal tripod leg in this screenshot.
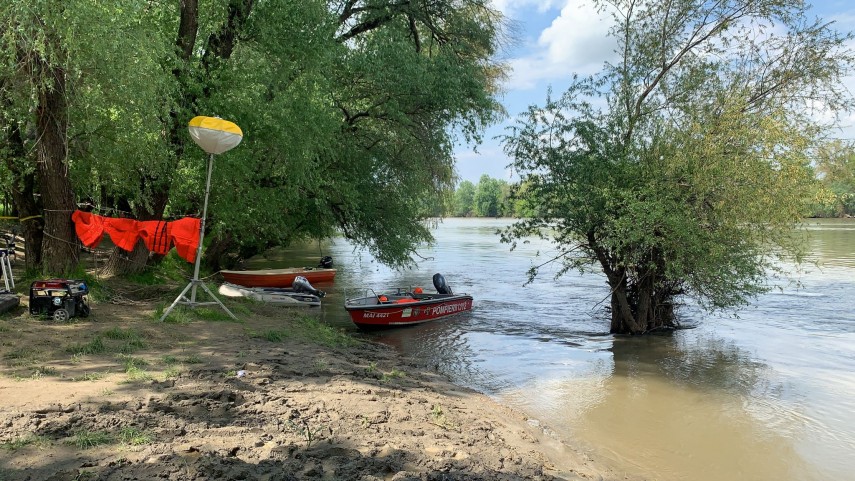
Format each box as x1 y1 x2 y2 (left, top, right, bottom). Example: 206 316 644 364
159 279 237 322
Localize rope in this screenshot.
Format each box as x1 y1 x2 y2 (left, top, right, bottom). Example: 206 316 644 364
0 215 42 221
39 231 218 284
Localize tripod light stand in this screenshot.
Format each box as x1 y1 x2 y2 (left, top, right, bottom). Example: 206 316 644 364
159 116 243 322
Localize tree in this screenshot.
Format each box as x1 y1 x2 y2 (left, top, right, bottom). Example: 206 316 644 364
814 140 855 216
2 0 506 274
474 174 501 217
502 0 854 334
453 180 476 216
1 0 172 274
196 0 506 269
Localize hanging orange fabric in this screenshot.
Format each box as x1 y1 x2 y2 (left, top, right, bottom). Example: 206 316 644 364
70 210 200 263
137 220 172 255
169 217 201 263
102 217 140 252
70 211 105 248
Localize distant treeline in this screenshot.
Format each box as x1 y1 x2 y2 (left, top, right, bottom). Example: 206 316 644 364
452 142 855 219
448 174 534 218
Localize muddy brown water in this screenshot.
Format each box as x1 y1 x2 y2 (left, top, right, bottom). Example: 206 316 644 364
246 218 855 481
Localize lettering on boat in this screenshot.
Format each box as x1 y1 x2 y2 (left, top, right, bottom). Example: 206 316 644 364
430 301 469 316
363 311 390 319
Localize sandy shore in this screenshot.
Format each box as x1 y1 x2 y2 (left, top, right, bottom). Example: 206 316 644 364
0 280 625 481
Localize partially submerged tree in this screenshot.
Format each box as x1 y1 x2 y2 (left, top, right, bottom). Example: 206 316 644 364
502 0 854 334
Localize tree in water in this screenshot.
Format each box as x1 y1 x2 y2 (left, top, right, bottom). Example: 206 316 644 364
501 0 854 334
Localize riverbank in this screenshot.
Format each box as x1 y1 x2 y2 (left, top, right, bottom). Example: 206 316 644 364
0 278 627 481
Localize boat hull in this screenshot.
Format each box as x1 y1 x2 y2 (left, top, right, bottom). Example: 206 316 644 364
219 267 336 288
345 294 473 329
218 282 321 307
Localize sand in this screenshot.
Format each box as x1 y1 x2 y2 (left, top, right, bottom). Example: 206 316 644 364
0 279 626 481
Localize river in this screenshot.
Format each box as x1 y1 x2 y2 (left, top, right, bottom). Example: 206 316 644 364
244 217 855 481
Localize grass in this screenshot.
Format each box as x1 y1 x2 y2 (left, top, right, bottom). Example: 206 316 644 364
118 354 152 383
1 435 49 451
118 354 148 370
27 365 58 380
101 327 141 340
293 315 358 348
123 366 152 383
156 304 244 324
69 430 113 449
255 329 289 342
117 427 152 446
66 337 106 356
64 329 149 359
183 354 203 364
71 371 106 382
286 417 328 449
430 404 458 430
100 327 149 354
3 347 44 367
381 369 405 383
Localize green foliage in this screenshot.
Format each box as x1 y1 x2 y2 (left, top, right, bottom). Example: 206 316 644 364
811 141 855 217
2 0 506 273
450 175 521 217
453 180 476 216
502 0 854 334
474 174 501 217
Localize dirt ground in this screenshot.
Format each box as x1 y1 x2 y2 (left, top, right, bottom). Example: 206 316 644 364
0 277 624 481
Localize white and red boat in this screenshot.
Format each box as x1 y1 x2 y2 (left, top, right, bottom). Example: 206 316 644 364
344 273 472 329
220 256 335 288
219 266 336 288
217 277 324 307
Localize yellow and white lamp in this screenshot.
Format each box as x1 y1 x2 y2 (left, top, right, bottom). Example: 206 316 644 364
160 116 243 322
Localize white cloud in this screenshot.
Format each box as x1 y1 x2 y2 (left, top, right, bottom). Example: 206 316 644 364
505 1 616 90
491 0 564 16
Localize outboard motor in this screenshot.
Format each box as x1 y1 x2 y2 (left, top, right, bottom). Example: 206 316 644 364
292 275 326 298
432 273 453 295
318 256 333 268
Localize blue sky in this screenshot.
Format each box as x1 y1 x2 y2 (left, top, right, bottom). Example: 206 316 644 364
453 0 855 184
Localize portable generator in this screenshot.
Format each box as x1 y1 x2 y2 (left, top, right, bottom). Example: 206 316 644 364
29 279 91 322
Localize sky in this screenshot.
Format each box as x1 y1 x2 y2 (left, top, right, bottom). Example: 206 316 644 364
453 0 855 184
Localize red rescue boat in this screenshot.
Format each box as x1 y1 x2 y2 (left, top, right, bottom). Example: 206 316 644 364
345 273 472 329
219 267 336 288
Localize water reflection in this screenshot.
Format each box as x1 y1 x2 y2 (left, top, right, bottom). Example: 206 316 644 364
804 219 855 268
502 331 816 481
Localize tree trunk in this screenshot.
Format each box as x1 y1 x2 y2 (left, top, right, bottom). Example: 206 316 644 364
2 121 45 269
608 278 645 334
203 232 237 272
102 190 171 276
34 62 78 274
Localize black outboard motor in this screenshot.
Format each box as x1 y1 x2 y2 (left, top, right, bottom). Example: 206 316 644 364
432 273 453 295
318 256 333 268
293 275 326 298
